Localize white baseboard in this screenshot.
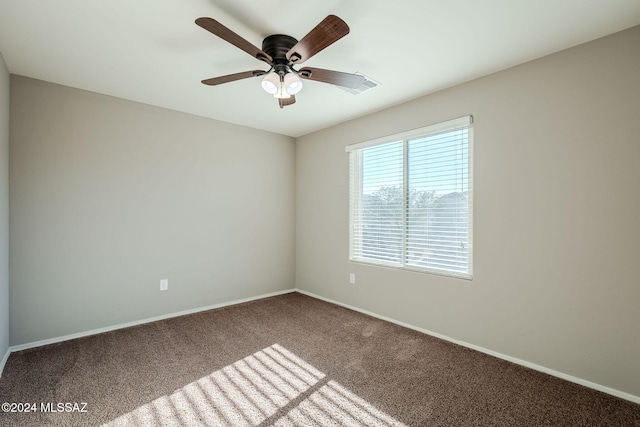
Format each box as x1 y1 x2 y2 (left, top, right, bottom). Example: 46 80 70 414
0 347 9 377
295 289 640 405
10 289 295 353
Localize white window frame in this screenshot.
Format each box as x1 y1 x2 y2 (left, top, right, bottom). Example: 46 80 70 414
346 116 473 280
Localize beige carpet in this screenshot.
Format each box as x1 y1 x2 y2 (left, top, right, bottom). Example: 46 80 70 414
0 292 638 426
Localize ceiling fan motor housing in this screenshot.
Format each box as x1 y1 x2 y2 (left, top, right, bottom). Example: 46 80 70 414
262 34 298 73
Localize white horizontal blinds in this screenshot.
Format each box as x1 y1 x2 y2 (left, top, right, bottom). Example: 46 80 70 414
352 141 404 264
406 126 470 275
349 149 363 261
349 116 472 279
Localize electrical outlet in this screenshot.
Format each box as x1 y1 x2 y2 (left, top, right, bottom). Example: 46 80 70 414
160 279 168 291
349 273 356 284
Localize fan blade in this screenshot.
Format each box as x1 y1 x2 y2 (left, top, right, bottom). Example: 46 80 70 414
196 17 272 63
286 15 349 64
299 67 365 89
278 95 296 108
201 70 267 86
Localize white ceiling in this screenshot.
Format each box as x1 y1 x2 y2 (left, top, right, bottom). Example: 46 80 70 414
1 1 639 137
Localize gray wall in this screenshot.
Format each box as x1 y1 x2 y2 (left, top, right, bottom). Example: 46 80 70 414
296 26 640 397
10 76 296 345
0 54 9 365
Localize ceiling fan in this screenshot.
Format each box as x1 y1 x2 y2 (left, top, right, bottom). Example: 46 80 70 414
195 15 366 108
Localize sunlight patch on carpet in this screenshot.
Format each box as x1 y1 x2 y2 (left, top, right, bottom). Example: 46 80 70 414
103 344 406 426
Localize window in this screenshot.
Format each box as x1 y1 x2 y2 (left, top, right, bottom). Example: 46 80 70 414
347 116 473 279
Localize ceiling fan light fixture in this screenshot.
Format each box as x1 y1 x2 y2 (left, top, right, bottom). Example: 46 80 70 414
261 72 279 95
284 73 303 95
